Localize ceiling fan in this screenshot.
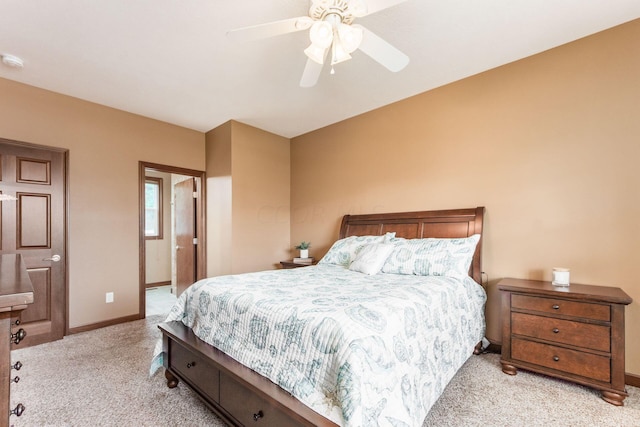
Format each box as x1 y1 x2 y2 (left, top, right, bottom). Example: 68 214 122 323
227 0 410 87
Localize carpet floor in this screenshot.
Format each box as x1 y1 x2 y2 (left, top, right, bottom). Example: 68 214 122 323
10 315 640 426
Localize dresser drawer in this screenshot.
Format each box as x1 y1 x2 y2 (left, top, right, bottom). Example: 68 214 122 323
511 294 610 321
169 340 220 403
511 312 610 352
511 338 610 382
220 372 308 427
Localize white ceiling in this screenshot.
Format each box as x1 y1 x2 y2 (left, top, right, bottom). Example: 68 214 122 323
1 1 639 138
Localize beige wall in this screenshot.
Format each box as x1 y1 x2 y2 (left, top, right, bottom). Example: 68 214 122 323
206 121 291 275
206 122 233 277
290 20 640 375
0 78 205 328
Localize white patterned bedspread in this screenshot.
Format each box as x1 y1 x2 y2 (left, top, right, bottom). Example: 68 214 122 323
151 264 486 427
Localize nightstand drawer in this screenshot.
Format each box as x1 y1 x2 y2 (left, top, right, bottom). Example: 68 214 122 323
512 294 610 321
512 338 610 382
511 312 610 352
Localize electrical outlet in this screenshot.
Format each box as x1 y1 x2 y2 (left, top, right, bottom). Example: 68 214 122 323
106 292 114 303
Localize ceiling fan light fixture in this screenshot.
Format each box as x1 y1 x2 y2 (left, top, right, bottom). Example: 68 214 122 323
309 21 333 48
331 39 351 65
304 43 327 64
337 23 363 53
228 0 412 88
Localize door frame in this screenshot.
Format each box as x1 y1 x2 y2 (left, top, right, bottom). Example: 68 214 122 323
138 161 206 318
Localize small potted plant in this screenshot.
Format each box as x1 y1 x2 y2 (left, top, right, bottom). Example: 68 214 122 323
295 241 311 259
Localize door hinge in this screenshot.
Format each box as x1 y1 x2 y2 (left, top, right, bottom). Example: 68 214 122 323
193 191 198 199
193 237 198 245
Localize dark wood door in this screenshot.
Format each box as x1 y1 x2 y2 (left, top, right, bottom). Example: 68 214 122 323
175 178 196 297
0 140 66 348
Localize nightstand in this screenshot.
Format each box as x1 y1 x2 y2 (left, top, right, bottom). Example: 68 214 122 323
279 260 316 269
498 277 632 406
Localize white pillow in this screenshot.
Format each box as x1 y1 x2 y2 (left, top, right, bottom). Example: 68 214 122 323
319 232 396 267
348 243 395 275
382 234 480 277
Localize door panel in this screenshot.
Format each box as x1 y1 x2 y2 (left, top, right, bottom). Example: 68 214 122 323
19 267 51 323
175 178 196 297
0 140 66 348
18 193 51 248
17 157 51 184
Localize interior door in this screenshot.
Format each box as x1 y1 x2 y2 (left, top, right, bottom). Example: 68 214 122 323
174 178 196 296
0 139 66 348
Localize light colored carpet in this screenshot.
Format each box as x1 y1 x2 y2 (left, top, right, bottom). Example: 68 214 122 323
12 315 224 427
10 315 640 426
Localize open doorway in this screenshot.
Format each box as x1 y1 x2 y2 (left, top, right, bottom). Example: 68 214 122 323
138 161 206 318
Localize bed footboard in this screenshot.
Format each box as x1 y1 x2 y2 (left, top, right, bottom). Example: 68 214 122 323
159 321 338 427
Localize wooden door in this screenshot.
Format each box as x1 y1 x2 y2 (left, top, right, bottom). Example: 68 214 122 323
0 140 66 348
174 178 196 296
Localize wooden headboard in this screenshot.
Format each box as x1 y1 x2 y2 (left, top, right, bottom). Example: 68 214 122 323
339 207 485 284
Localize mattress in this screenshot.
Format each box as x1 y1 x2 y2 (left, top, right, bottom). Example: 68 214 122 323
151 264 486 426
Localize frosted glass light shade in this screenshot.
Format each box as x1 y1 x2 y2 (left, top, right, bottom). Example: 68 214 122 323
331 39 352 65
304 43 327 64
309 21 333 48
338 23 363 53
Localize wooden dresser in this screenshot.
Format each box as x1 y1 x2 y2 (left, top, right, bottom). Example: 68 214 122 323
498 277 632 406
0 254 34 426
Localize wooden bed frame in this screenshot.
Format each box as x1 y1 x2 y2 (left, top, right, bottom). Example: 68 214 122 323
159 206 485 426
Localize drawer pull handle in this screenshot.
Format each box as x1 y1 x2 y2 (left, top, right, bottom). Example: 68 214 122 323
552 304 560 310
553 356 560 362
12 361 23 371
253 410 264 421
552 328 560 334
11 328 27 345
11 403 25 417
186 362 196 369
11 376 20 384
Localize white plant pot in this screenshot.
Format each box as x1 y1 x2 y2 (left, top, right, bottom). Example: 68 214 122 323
299 249 309 258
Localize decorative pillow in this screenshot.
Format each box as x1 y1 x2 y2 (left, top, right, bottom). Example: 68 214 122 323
379 237 414 275
319 232 396 267
382 234 480 277
348 243 395 275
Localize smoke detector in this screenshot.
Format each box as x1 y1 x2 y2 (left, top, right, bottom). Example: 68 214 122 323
1 54 24 69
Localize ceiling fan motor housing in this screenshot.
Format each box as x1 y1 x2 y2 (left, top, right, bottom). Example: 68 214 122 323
309 0 368 24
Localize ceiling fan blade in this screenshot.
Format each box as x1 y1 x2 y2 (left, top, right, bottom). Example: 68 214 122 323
300 58 324 88
357 25 409 72
360 0 410 16
227 16 313 42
